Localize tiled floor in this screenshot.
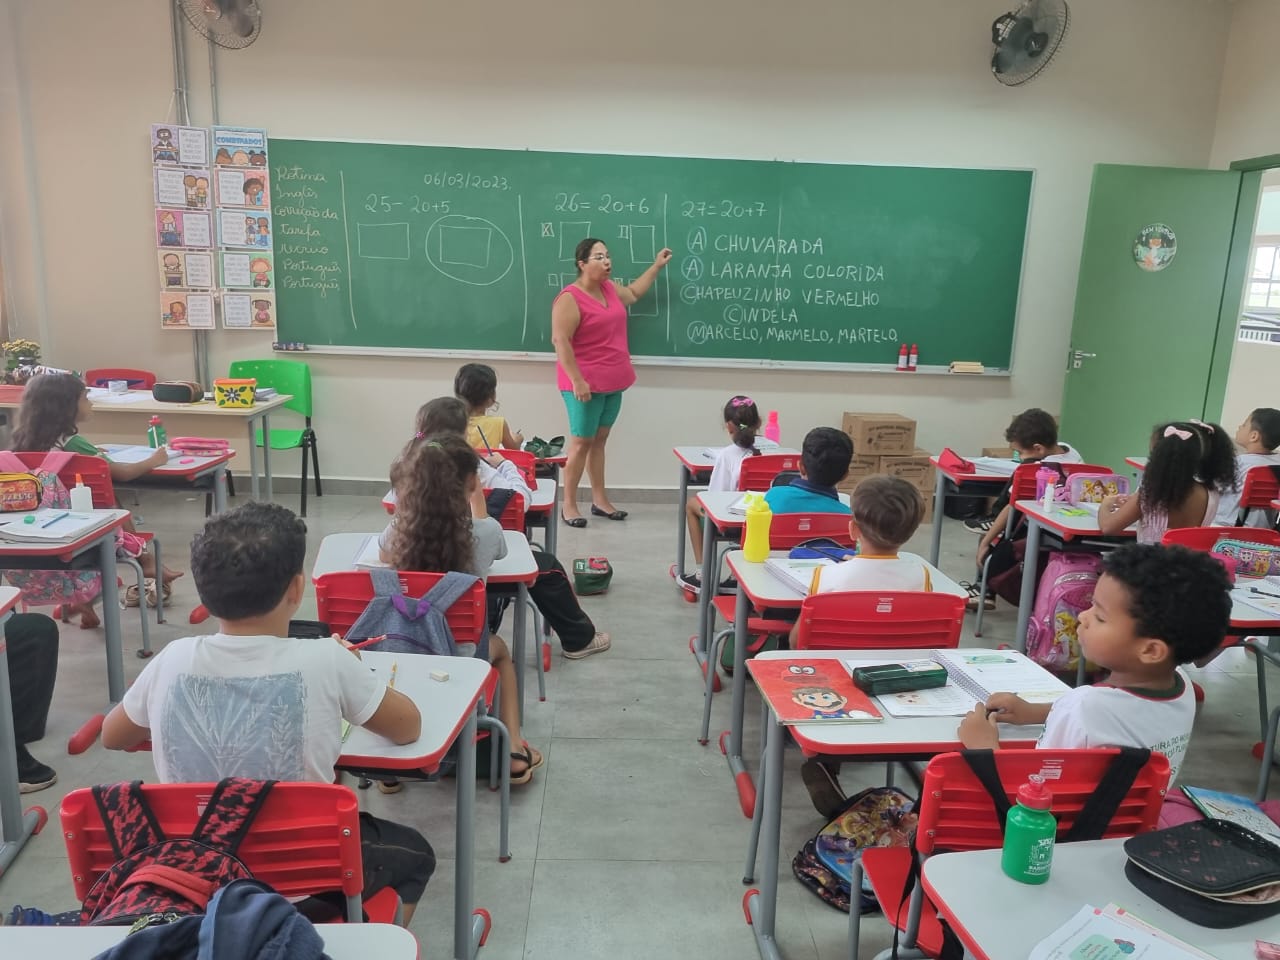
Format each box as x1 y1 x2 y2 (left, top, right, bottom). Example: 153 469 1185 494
1 490 1276 958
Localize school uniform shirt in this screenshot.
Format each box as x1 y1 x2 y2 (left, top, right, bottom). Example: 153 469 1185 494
763 478 851 516
121 634 385 784
466 414 509 452
1038 668 1195 781
1043 443 1084 465
1214 451 1280 527
708 443 758 493
377 515 507 580
479 457 534 501
812 554 933 595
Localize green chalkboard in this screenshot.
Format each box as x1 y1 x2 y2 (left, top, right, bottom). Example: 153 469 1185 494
269 138 1031 369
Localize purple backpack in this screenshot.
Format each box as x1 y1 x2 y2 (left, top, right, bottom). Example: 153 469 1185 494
1024 552 1101 672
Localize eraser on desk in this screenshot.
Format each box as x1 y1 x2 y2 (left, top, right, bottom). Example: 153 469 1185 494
430 670 449 682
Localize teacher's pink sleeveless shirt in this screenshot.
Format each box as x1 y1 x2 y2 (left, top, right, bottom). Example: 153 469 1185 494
555 281 636 394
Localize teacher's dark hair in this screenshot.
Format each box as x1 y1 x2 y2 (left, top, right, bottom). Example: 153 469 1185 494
574 237 606 274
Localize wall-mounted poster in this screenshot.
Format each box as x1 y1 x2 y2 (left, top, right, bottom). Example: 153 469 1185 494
156 208 212 249
151 123 208 166
221 251 273 290
155 167 211 209
222 291 276 330
161 292 215 329
211 126 268 168
215 167 269 209
218 209 272 250
157 250 214 289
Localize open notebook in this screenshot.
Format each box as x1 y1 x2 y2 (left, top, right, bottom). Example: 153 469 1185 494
0 510 116 544
853 648 1070 718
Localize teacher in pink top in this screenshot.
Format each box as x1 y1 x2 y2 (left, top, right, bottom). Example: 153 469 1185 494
552 237 672 526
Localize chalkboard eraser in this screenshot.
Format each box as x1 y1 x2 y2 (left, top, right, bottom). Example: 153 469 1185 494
949 361 986 375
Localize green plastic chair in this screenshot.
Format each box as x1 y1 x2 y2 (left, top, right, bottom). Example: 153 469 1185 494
229 359 321 516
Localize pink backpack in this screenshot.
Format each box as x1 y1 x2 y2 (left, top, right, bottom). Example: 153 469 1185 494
1024 552 1101 673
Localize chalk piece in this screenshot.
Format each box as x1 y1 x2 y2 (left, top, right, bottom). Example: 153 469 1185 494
430 669 450 682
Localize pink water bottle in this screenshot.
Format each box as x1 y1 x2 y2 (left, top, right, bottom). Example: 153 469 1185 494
764 410 781 444
1034 465 1056 502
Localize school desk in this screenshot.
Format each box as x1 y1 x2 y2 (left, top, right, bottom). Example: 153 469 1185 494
0 392 292 503
0 923 420 959
0 586 38 874
741 647 1044 960
99 444 234 513
338 652 493 960
1126 455 1148 470
920 839 1268 960
1011 500 1135 656
927 455 1014 566
713 551 966 817
311 530 541 719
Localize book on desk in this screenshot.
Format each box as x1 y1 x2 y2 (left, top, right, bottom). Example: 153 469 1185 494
763 556 833 594
748 658 882 723
0 510 116 543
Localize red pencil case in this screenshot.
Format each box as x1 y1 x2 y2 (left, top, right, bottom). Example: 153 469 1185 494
938 448 974 473
169 437 231 457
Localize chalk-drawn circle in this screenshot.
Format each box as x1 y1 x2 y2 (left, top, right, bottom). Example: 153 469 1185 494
424 215 514 286
681 256 703 281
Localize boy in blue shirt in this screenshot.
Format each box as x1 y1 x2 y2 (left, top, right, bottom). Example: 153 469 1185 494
764 427 853 515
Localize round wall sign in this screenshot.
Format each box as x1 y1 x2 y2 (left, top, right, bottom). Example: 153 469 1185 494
1133 223 1176 272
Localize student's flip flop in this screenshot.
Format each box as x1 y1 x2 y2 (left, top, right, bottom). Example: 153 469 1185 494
590 505 628 521
510 743 544 786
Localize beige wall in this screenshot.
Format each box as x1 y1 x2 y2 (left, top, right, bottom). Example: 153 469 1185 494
0 0 1233 485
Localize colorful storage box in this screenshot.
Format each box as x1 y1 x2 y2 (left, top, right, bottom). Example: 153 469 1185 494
214 377 257 408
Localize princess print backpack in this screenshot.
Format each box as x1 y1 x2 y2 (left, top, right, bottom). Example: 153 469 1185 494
1024 552 1101 673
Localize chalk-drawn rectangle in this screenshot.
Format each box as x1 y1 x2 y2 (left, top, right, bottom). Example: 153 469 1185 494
559 223 592 260
629 225 656 263
357 222 410 260
559 273 577 290
439 225 492 268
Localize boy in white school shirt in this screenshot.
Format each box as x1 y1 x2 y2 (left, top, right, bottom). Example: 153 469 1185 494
1213 407 1280 527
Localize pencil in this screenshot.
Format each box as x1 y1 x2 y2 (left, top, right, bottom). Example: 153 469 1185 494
347 634 387 650
389 661 398 689
475 425 494 455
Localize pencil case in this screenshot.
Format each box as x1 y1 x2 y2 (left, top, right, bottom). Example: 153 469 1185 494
151 380 203 403
169 437 231 457
213 377 256 408
851 662 948 696
1211 538 1280 579
1066 473 1129 505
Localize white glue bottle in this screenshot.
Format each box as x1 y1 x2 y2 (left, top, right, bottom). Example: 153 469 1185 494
69 473 93 512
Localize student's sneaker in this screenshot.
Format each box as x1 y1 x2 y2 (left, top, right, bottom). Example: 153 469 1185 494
963 517 995 535
562 632 611 660
959 580 996 613
3 905 56 926
717 577 739 595
800 758 847 819
15 744 56 794
376 778 402 795
678 573 702 597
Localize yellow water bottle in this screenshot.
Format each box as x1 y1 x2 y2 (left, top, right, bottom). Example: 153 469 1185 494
742 493 773 563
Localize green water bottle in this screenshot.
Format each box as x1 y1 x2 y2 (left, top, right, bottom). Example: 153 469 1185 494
1001 774 1056 884
147 415 167 449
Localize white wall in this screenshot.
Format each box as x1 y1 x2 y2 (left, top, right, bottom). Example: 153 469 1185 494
0 0 1233 486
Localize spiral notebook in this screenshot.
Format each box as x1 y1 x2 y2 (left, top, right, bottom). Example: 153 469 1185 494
858 649 1068 718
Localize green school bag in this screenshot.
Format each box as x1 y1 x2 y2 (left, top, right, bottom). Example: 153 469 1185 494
572 557 612 595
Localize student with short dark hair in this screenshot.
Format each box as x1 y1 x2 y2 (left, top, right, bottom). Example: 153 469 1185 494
1214 407 1280 526
763 427 853 515
960 543 1231 782
102 502 434 924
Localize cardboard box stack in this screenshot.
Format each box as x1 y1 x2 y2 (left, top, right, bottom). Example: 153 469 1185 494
839 412 936 523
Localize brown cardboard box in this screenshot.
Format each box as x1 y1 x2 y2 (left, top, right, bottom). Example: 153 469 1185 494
982 446 1015 459
879 448 935 491
919 493 935 525
837 454 881 491
841 412 917 455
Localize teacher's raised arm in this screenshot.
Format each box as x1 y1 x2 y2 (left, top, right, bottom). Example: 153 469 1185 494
551 238 671 527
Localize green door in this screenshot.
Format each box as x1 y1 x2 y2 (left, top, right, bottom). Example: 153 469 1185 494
1060 164 1245 472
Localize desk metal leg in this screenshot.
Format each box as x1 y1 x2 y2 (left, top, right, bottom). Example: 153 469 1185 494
929 471 946 567
261 413 274 502
212 463 229 514
744 713 785 960
725 586 754 816
676 466 690 574
0 613 46 875
247 420 261 501
690 514 717 682
1013 517 1042 654
513 583 528 725
454 707 485 960
100 535 125 704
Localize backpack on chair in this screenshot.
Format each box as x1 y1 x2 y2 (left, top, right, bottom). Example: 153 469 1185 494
345 567 481 657
1024 551 1102 674
80 778 275 927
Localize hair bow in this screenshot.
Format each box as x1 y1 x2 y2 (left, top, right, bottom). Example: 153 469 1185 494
1163 425 1193 440
730 396 755 407
414 431 424 439
1188 418 1214 433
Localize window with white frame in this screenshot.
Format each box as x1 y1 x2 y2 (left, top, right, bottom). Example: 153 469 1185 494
1248 238 1280 311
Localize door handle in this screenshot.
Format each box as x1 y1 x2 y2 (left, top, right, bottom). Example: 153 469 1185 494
1071 350 1096 369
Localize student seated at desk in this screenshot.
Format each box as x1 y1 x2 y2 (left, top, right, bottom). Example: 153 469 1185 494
796 475 931 818
10 372 184 624
1213 407 1280 527
455 362 523 452
101 503 435 925
762 427 853 516
680 394 762 596
399 397 610 660
380 434 544 785
959 543 1232 783
1099 420 1234 543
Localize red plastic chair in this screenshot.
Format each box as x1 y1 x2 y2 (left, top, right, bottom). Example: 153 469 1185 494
793 590 966 651
1235 465 1280 526
1160 526 1280 551
61 781 398 923
484 490 526 534
737 453 803 492
849 748 1170 958
82 368 157 390
478 448 537 488
6 451 162 656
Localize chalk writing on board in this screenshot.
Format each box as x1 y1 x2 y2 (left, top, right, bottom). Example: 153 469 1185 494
423 171 511 191
424 214 515 286
680 200 768 219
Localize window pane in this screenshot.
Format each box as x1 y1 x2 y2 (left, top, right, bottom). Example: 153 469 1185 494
1269 285 1280 308
1249 282 1271 306
1254 246 1277 280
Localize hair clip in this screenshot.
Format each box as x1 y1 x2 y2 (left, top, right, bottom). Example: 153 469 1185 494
1163 425 1193 440
413 431 424 439
730 396 754 407
423 439 443 450
1188 418 1214 433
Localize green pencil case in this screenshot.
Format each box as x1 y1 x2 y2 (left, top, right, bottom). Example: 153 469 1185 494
851 661 948 696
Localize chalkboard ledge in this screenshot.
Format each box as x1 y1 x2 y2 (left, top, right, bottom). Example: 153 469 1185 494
273 344 1012 376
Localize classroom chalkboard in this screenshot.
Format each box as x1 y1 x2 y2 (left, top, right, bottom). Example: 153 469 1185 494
269 138 1032 370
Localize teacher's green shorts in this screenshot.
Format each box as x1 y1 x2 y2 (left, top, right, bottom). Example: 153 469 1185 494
561 390 624 437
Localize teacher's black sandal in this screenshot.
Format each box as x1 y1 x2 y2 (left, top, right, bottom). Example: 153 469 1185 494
590 505 628 521
561 511 587 528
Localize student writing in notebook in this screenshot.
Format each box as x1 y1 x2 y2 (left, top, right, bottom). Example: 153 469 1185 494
958 543 1231 783
679 395 762 596
1213 407 1280 527
455 362 523 452
796 475 930 817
